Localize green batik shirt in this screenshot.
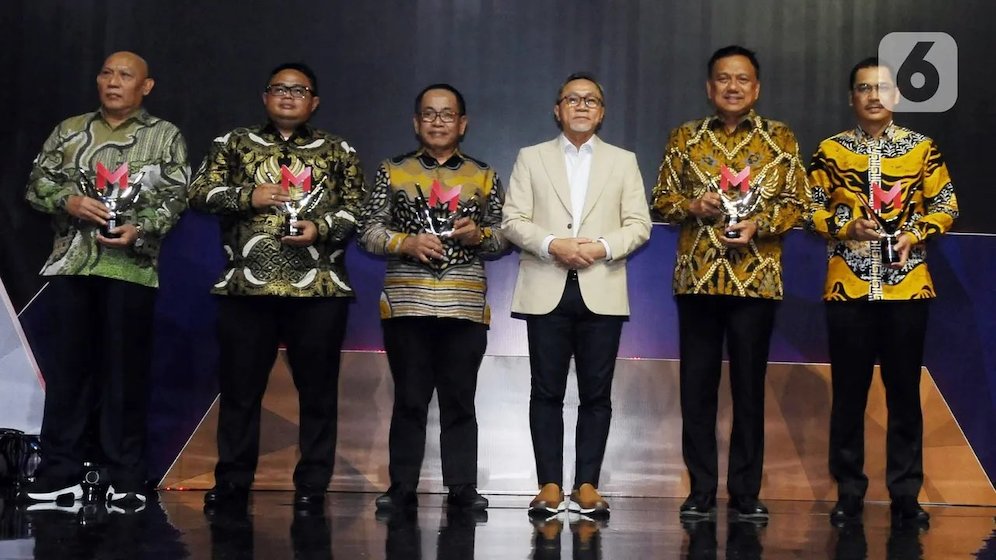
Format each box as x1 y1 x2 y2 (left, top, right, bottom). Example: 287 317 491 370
188 122 365 297
25 109 190 288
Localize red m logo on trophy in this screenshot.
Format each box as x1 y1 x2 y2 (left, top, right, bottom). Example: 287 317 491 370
95 163 128 191
280 165 312 193
428 179 461 212
719 165 751 193
871 180 902 212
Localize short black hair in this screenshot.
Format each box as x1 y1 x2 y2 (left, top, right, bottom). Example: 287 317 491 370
849 56 894 90
267 62 319 95
414 83 466 115
556 71 605 105
707 45 760 79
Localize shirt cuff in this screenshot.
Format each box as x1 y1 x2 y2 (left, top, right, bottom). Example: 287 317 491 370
541 235 556 260
598 238 612 261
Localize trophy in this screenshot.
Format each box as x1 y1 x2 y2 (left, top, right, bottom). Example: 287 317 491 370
716 165 761 239
268 166 325 236
414 180 479 237
77 163 144 238
856 179 906 265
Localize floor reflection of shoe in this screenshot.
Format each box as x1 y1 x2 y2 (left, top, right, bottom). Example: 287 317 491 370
446 484 488 510
681 516 717 532
376 506 418 528
567 511 608 527
25 502 83 514
530 516 563 547
26 501 111 526
446 504 489 526
529 483 566 516
19 479 83 506
569 517 603 549
567 483 609 516
107 501 146 514
375 483 418 511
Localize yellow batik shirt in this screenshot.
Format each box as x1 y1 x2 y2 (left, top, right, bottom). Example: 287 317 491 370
652 111 808 300
807 123 958 301
358 149 507 325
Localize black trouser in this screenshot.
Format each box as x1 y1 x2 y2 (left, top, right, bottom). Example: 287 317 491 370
525 275 624 489
213 296 349 492
676 294 777 498
382 317 487 487
37 275 156 492
826 299 929 499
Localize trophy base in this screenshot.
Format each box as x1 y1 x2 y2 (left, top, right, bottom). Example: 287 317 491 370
100 227 122 239
283 216 301 237
881 236 900 265
724 230 741 239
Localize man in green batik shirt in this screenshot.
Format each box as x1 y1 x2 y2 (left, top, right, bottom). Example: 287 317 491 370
23 51 188 509
189 62 365 514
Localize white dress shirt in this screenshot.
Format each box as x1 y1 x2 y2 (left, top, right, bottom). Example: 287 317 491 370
542 134 612 260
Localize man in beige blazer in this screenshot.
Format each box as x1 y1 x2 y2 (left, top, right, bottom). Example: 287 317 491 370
503 72 651 518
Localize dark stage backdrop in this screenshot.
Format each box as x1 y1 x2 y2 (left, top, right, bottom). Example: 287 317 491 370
2 1 994 484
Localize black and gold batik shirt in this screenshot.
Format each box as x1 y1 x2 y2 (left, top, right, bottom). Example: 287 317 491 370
25 109 189 288
358 149 507 324
653 111 808 300
188 122 365 297
807 123 958 301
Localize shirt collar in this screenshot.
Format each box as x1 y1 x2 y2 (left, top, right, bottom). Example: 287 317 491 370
261 121 315 142
707 109 759 132
559 133 597 155
95 107 151 128
415 147 465 169
854 121 897 143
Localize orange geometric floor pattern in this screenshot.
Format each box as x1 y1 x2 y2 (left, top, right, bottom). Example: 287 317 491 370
161 352 995 506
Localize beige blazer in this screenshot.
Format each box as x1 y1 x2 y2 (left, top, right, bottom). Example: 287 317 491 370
502 136 652 316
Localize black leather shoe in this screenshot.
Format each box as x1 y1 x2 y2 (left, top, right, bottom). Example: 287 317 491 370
890 495 929 524
203 483 249 508
728 495 769 520
447 484 489 510
829 495 864 525
679 493 717 519
375 484 417 511
293 491 326 513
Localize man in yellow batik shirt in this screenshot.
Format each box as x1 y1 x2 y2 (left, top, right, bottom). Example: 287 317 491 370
653 45 807 521
807 57 957 526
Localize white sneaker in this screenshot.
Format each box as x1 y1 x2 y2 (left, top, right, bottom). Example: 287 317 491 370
106 485 147 505
22 483 83 504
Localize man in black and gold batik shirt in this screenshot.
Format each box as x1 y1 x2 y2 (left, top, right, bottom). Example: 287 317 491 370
807 58 957 526
188 63 365 513
653 46 807 521
23 52 188 508
359 83 506 512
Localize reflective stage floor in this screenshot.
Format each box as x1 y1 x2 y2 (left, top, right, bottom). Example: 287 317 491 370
1 491 993 559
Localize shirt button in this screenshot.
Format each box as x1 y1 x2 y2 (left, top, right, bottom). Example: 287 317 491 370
567 223 572 229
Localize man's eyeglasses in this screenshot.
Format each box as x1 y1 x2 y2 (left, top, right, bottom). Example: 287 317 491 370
559 95 603 109
265 84 314 99
418 109 460 123
854 82 895 96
